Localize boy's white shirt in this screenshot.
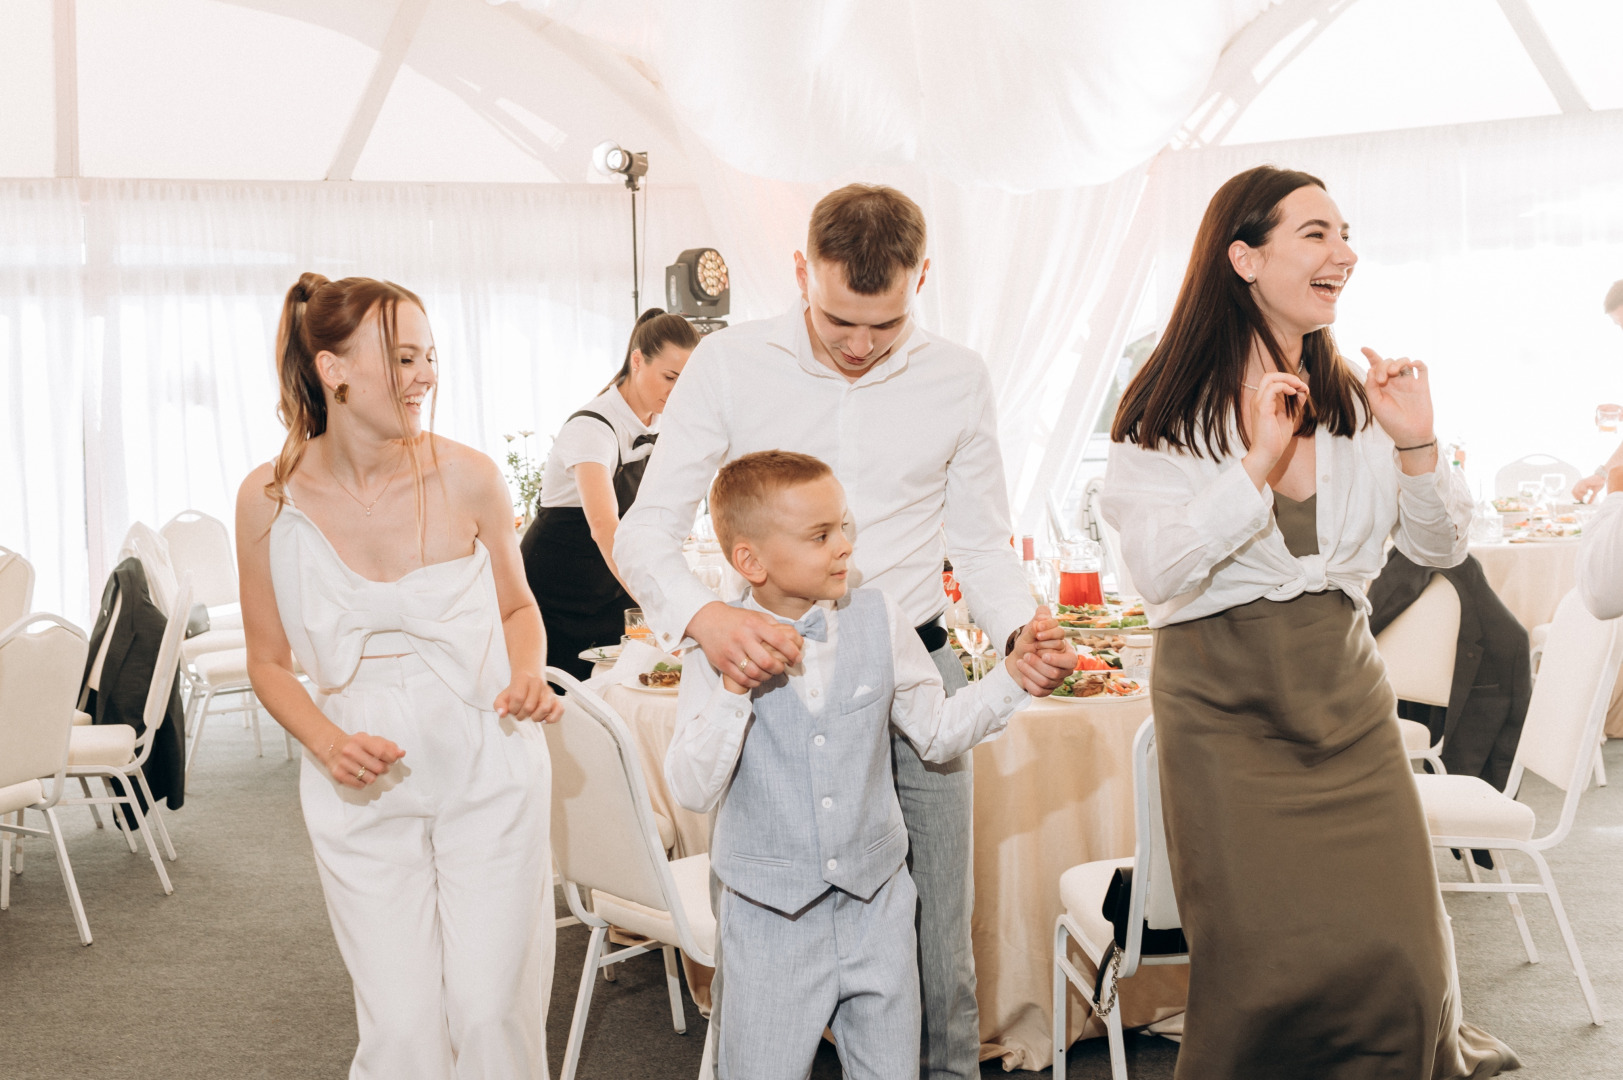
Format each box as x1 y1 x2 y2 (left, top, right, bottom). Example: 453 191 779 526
664 590 1028 814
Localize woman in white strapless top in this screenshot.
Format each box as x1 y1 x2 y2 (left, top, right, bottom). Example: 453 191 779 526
237 273 562 1080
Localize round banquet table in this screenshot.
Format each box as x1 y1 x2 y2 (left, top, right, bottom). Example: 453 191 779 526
1469 539 1582 630
1468 539 1623 737
587 678 1187 1069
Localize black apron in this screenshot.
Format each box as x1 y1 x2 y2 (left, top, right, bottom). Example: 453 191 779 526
521 409 654 681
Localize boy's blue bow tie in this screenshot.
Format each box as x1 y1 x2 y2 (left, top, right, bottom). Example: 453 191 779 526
792 607 828 643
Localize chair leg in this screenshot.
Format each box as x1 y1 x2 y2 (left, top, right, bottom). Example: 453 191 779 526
250 702 264 758
1105 974 1128 1080
1464 852 1483 885
697 1015 716 1080
560 924 607 1080
1495 850 1538 964
44 808 92 946
1528 849 1603 1024
1594 738 1607 788
1053 919 1071 1074
103 778 138 853
284 727 295 761
186 687 217 779
133 768 176 861
117 775 173 895
79 777 105 830
1 819 14 911
663 945 688 1034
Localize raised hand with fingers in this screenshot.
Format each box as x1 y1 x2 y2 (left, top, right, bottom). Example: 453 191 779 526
326 731 406 790
1241 370 1311 489
1359 346 1434 449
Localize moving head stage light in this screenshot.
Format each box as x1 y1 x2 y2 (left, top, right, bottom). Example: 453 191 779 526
666 248 729 333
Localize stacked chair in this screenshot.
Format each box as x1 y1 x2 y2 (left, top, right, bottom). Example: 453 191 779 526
1414 589 1622 1025
0 614 94 944
0 544 37 629
1053 717 1186 1079
543 669 716 1080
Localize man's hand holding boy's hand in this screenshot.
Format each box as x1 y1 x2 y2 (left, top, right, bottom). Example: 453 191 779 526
1004 606 1074 697
689 601 803 689
1004 608 1072 696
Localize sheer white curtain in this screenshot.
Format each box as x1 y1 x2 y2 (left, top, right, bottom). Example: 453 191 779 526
1 178 713 621
1144 108 1623 494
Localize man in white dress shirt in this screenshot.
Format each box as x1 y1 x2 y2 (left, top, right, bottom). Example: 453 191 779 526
616 184 1074 1078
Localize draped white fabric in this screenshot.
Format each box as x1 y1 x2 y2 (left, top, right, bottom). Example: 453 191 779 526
510 0 1274 189
0 179 713 621
1141 108 1623 495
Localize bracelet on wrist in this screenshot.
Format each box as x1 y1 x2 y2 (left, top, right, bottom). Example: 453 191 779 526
1395 439 1436 453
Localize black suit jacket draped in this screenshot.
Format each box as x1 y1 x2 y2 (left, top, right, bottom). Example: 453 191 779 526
79 556 187 819
1367 549 1532 790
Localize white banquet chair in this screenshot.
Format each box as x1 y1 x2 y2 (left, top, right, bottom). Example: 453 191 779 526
1494 454 1580 500
0 546 36 630
1373 574 1459 775
543 669 716 1080
1414 589 1622 1025
64 579 192 896
0 614 93 944
160 509 243 631
1053 716 1186 1079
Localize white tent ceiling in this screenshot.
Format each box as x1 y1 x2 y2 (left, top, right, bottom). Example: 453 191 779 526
3 0 1618 188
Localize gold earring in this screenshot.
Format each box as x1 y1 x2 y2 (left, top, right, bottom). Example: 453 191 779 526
335 383 349 404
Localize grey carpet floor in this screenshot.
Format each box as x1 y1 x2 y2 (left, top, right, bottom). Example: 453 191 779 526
2 721 1619 1078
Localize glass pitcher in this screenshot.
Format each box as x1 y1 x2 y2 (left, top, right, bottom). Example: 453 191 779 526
1058 539 1104 608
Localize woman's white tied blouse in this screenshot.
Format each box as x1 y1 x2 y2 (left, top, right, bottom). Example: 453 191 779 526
1101 419 1473 628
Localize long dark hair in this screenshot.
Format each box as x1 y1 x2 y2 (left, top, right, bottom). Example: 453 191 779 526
1112 165 1370 458
603 308 700 394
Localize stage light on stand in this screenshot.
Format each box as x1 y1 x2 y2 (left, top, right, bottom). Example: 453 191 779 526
666 247 730 334
591 139 648 190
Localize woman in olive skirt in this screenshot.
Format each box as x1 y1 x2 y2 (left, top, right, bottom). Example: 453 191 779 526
1101 165 1517 1080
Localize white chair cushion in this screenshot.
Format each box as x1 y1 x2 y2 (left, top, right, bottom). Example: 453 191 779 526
68 724 138 768
193 647 252 686
1414 774 1537 842
182 629 247 666
1058 856 1133 957
207 608 244 632
72 710 92 727
0 778 44 815
1399 718 1434 755
591 853 716 960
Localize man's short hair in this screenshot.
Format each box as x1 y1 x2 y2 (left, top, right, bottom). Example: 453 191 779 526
1606 279 1623 315
807 184 927 295
709 450 835 559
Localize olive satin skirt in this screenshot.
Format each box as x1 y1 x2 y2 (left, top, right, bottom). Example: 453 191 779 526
1152 587 1519 1079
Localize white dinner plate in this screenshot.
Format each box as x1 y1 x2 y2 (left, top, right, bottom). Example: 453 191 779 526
622 679 680 696
578 644 623 662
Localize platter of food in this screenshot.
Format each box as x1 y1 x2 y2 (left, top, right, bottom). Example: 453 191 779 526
1047 671 1146 700
623 661 682 695
1511 520 1582 543
1057 602 1149 634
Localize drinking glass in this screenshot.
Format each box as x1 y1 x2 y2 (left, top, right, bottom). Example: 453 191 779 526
1517 480 1543 505
1542 473 1566 506
624 607 652 642
1597 404 1622 433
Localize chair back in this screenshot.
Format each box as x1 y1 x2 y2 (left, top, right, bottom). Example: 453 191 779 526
0 547 36 630
0 615 88 791
542 668 711 962
135 579 193 756
1494 454 1580 499
1511 591 1623 816
1083 477 1136 598
1374 574 1461 708
1120 715 1182 976
117 522 179 617
160 511 238 608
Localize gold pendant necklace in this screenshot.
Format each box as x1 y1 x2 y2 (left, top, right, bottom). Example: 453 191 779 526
332 450 406 516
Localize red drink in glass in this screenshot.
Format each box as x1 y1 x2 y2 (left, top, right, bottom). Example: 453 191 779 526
1059 569 1102 607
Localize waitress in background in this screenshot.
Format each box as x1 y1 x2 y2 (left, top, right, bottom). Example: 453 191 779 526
522 309 699 680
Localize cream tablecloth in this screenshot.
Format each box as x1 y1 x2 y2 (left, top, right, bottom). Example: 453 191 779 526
590 680 1187 1067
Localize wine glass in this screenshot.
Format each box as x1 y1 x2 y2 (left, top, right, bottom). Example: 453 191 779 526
1541 473 1566 509
948 600 987 681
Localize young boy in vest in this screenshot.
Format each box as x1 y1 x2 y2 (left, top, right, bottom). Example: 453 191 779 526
665 450 1055 1079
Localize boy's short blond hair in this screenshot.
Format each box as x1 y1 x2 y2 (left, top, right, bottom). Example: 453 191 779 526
709 451 835 561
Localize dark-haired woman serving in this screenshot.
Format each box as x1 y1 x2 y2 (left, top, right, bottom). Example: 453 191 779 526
1103 167 1517 1079
522 309 698 679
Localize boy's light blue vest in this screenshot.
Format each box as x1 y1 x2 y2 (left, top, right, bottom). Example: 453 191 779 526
711 588 909 915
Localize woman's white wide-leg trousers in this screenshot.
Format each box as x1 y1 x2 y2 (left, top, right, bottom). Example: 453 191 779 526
301 653 555 1080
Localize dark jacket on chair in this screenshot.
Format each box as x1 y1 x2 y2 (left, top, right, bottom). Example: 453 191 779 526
1368 550 1532 791
79 557 187 822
